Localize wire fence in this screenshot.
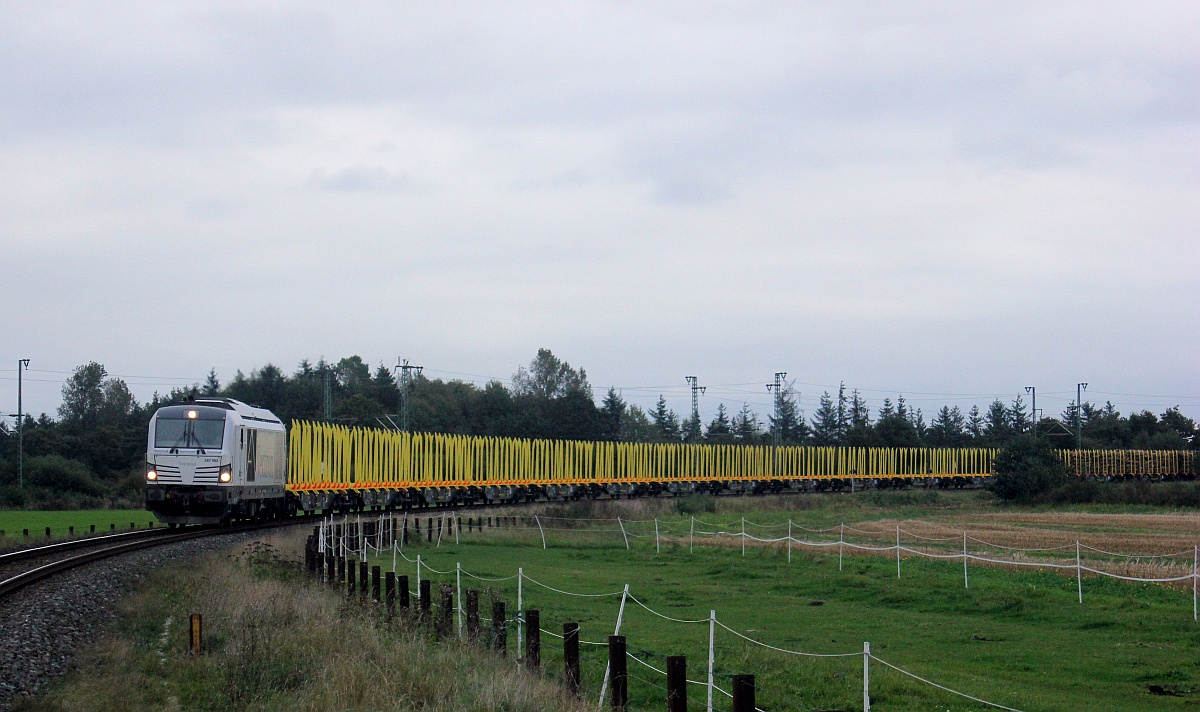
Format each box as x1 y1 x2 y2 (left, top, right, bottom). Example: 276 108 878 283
312 510 1199 709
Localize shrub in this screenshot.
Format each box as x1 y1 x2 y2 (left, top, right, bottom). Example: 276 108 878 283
988 436 1067 503
26 455 103 496
674 494 716 515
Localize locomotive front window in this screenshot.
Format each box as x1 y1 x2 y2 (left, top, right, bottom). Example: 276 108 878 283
155 413 226 450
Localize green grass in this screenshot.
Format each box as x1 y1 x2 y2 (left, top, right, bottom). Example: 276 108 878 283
370 511 1200 710
0 508 154 541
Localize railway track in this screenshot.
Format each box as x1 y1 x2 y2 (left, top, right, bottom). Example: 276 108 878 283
0 516 317 601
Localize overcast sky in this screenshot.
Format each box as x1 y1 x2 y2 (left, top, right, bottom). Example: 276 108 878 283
2 1 1197 426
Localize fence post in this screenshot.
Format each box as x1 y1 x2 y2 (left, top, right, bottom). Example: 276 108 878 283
536 515 546 549
492 600 507 656
1077 540 1083 604
439 585 454 638
466 590 480 641
666 655 687 711
963 531 969 589
525 609 540 671
839 522 844 571
599 584 630 708
732 674 755 712
517 567 524 661
608 635 627 710
741 517 745 557
347 560 357 598
419 579 431 622
707 610 716 712
618 517 629 550
787 519 792 563
564 622 581 693
338 552 346 583
863 641 871 712
385 571 396 618
372 565 381 603
360 561 368 601
456 562 464 639
896 525 901 578
655 518 660 554
398 574 410 610
690 516 694 553
189 613 203 657
1193 545 1197 622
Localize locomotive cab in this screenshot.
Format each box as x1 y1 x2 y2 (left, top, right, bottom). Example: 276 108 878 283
145 398 291 525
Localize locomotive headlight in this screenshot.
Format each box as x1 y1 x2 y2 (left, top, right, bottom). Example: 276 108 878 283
219 465 232 483
146 470 158 481
187 410 198 419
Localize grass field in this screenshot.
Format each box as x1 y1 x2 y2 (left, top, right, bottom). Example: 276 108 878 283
0 509 155 542
360 500 1200 711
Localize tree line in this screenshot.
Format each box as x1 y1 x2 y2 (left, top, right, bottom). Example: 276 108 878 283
1 349 1195 508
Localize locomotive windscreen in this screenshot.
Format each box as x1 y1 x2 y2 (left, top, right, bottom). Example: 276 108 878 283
154 406 226 450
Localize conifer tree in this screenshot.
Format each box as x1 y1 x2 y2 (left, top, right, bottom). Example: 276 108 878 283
600 387 625 441
732 403 762 443
707 403 733 443
651 396 681 442
202 369 220 396
811 391 841 445
966 405 985 440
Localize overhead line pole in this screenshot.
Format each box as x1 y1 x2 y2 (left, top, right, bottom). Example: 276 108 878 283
397 359 424 432
766 371 786 478
1076 382 1088 450
1025 386 1036 436
17 359 29 489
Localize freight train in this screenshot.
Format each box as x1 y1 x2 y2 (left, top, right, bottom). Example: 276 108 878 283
146 405 1197 524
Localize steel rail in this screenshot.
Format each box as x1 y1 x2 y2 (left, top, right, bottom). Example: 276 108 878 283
0 527 173 566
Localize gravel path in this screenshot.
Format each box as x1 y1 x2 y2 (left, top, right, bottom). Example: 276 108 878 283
0 530 264 711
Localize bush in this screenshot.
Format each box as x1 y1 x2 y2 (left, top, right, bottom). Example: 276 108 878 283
674 494 716 515
989 436 1068 503
25 455 104 496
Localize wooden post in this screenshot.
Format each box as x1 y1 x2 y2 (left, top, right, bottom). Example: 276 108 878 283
563 622 581 693
360 561 368 601
419 579 431 620
69 526 74 536
347 561 356 597
372 566 381 603
492 600 507 656
427 518 433 543
466 590 481 641
525 609 540 671
188 613 203 657
399 575 410 610
667 656 687 711
609 635 628 710
439 585 454 638
385 571 396 617
732 674 755 712
338 554 346 583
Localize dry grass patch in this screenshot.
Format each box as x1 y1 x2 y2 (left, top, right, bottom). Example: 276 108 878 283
21 530 589 712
